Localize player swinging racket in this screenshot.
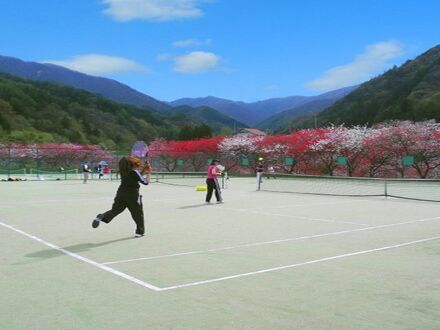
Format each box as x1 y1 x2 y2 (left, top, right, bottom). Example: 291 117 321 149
206 159 223 204
92 156 151 237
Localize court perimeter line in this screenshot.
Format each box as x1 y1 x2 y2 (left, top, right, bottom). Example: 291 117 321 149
0 221 162 292
102 216 440 265
159 235 440 291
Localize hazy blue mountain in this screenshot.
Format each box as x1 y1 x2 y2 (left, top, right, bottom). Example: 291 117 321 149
170 86 357 127
168 106 247 132
257 99 337 130
170 96 254 125
257 86 358 130
247 96 310 116
169 96 310 126
0 55 171 112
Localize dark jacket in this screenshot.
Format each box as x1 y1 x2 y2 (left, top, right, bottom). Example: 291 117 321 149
118 170 149 192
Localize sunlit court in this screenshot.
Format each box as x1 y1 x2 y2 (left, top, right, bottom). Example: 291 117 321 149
1 176 440 329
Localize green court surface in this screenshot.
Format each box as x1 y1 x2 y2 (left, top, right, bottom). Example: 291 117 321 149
1 178 440 329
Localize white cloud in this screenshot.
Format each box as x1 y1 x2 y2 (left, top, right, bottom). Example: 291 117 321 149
306 41 404 91
156 53 171 61
44 54 149 76
173 51 221 73
102 0 206 22
172 38 212 48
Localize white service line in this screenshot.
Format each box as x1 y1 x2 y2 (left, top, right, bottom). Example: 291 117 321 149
102 216 440 265
220 206 369 226
159 235 440 291
247 198 381 210
0 221 162 292
146 196 366 226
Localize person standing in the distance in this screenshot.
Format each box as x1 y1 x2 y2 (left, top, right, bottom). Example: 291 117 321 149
267 166 276 179
82 162 91 184
256 162 264 190
98 165 104 179
205 159 223 204
92 157 151 237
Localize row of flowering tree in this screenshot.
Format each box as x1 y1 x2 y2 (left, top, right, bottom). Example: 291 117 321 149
0 143 114 171
149 121 440 178
2 121 440 178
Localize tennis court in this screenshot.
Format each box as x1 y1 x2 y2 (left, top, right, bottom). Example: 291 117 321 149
1 176 440 329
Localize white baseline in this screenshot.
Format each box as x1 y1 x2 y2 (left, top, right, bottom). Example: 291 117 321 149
0 221 162 292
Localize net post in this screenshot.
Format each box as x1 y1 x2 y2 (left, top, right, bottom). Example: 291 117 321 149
384 180 388 198
36 147 40 180
7 145 11 179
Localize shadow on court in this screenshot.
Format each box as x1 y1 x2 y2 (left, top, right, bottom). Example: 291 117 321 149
24 237 134 260
177 203 212 209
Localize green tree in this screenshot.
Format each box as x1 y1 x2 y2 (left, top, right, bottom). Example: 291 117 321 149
7 130 55 143
178 125 194 140
219 126 233 136
193 124 213 139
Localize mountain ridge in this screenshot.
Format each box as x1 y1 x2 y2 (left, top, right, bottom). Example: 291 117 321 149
0 55 171 112
0 73 243 147
171 86 357 127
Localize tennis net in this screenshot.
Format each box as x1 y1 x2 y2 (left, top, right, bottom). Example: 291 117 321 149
258 173 440 202
153 172 208 187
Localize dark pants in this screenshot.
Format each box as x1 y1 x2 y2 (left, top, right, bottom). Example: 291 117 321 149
206 178 222 202
101 189 145 235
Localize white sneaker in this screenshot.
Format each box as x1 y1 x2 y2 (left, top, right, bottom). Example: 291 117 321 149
216 200 224 204
134 233 145 238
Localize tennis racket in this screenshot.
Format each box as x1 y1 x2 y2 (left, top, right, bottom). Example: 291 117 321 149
131 141 149 158
131 141 152 181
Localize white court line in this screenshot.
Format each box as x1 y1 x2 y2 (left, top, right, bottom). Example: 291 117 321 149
220 206 369 226
247 199 381 210
0 221 162 292
102 216 440 265
159 235 440 291
148 196 368 226
2 219 440 292
249 201 348 210
0 197 195 207
0 197 112 206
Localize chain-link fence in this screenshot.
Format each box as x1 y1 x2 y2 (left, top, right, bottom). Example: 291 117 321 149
1 144 438 181
0 144 122 181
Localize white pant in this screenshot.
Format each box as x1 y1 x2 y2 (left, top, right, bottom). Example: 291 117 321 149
256 172 263 190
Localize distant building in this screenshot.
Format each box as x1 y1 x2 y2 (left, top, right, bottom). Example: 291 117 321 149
237 128 267 137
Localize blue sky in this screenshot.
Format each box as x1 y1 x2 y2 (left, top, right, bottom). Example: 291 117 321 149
0 0 439 102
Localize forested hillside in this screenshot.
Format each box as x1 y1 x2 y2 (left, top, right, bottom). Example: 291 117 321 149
0 73 181 148
317 45 440 126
